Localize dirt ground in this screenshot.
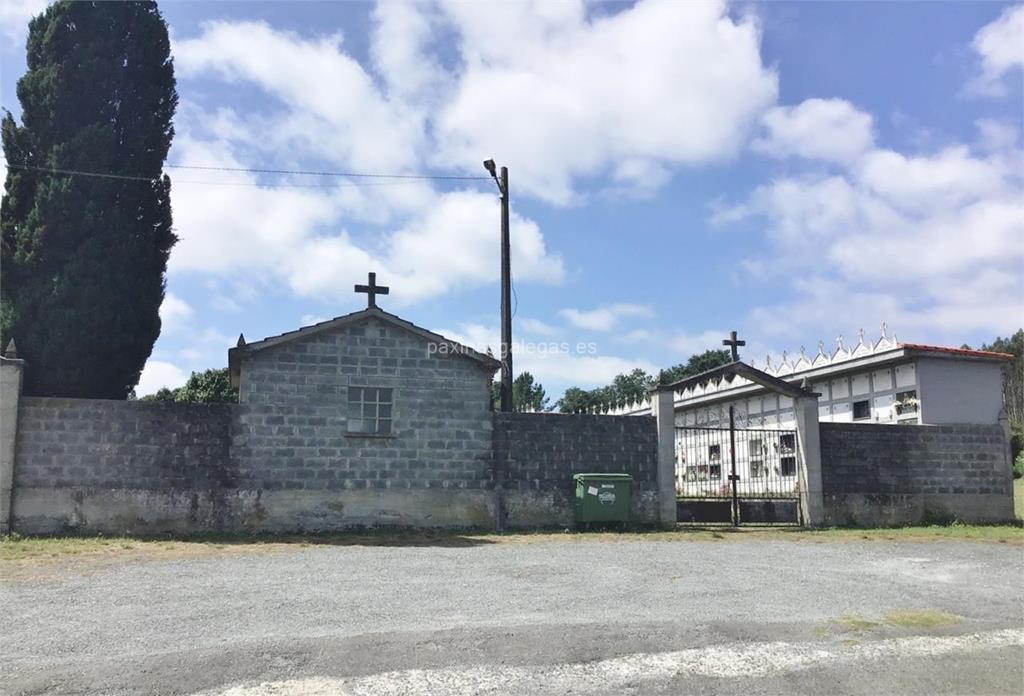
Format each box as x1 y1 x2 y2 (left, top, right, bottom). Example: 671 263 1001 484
2 530 1022 695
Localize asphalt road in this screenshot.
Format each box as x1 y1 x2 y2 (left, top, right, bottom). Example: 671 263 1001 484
2 537 1023 695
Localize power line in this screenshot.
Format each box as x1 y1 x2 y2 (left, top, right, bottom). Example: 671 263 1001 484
1 160 491 187
165 163 490 181
5 162 162 184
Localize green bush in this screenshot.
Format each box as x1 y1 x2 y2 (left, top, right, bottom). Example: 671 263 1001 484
1011 424 1023 462
1014 451 1024 480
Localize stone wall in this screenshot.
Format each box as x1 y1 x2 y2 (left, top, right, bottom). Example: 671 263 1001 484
819 422 1014 525
493 412 659 528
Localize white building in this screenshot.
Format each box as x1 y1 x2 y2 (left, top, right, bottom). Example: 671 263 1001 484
614 326 1013 499
619 326 1012 429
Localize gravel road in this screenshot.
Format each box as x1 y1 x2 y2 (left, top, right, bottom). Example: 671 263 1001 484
2 537 1023 695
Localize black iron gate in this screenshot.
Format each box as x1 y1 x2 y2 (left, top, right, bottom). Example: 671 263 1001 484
675 420 802 526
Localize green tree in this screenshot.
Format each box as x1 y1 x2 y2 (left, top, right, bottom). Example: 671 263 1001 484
610 368 653 403
661 349 732 384
555 349 733 413
512 372 548 412
138 386 176 402
175 368 238 404
975 329 1024 460
556 386 602 414
1 1 178 398
492 371 550 412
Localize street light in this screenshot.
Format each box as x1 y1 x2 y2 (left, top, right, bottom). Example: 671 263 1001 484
483 159 512 413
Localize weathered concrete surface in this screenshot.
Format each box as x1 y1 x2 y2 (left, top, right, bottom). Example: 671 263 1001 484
0 356 24 533
504 489 659 528
652 388 677 528
8 322 663 534
822 493 1014 527
493 412 659 528
2 537 1022 695
12 488 496 535
794 394 824 526
820 422 1014 525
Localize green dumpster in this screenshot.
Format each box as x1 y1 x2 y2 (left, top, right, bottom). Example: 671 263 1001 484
573 473 632 523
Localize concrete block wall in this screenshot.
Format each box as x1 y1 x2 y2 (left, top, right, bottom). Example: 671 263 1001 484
819 422 1014 525
493 412 659 528
230 317 497 530
12 398 237 534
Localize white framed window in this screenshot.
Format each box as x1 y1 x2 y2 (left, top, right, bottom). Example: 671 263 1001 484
347 387 393 434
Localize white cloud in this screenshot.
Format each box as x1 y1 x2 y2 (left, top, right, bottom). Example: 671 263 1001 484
166 1 780 309
616 329 655 345
0 0 47 45
857 146 1012 212
371 0 447 105
179 348 206 363
168 327 237 376
174 21 423 172
517 317 559 337
431 0 778 203
671 330 729 357
967 4 1024 97
976 118 1020 152
385 190 564 301
747 274 1023 350
440 322 658 391
159 293 193 333
558 303 653 331
136 360 188 397
169 16 571 307
717 128 1024 339
753 98 874 164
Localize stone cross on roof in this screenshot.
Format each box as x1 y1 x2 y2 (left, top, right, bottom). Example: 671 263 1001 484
722 330 745 362
354 271 389 309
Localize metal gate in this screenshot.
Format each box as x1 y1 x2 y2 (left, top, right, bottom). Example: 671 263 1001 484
675 423 802 526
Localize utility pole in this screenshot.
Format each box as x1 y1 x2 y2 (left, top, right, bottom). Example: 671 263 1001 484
484 160 513 412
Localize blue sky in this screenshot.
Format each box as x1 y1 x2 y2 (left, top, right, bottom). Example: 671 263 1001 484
1 1 1021 400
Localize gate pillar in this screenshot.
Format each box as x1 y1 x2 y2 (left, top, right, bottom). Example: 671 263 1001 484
0 349 25 534
652 387 677 528
794 394 824 526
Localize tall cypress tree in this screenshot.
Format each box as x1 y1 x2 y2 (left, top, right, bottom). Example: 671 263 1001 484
1 1 177 398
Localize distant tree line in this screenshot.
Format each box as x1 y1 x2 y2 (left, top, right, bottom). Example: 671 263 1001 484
134 367 237 404
555 348 731 413
491 372 549 412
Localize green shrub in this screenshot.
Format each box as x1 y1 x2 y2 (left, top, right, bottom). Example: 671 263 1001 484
1011 424 1023 462
1014 451 1024 480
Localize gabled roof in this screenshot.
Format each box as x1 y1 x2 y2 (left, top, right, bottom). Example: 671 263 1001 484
228 307 500 384
659 360 816 400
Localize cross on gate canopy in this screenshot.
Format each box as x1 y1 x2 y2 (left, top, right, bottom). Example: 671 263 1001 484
722 330 746 362
355 271 389 308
